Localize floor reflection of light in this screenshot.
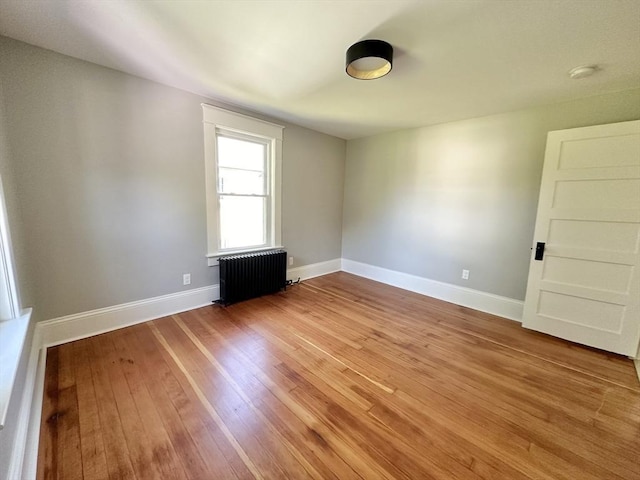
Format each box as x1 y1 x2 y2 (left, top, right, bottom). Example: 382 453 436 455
196 329 270 423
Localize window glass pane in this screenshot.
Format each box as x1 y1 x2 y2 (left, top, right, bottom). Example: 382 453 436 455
219 167 265 195
219 195 266 249
217 135 265 171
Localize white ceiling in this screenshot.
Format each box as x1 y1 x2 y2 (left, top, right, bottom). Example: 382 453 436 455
1 0 639 139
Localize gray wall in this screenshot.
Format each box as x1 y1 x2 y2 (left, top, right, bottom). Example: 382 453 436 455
343 89 640 301
283 124 345 267
0 36 346 322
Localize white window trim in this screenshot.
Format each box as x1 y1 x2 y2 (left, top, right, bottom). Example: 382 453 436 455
0 177 20 320
0 174 28 429
202 104 284 267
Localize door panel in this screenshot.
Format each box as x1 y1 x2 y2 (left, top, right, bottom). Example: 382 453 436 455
522 120 640 356
537 291 624 332
542 256 632 293
553 178 639 209
548 219 639 253
558 132 640 169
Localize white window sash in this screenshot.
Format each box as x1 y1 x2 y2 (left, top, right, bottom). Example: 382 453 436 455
215 131 270 252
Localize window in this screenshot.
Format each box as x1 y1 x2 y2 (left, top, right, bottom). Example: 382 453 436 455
217 133 269 250
0 173 29 429
202 105 283 266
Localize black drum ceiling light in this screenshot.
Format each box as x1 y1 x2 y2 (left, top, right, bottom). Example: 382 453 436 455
346 39 393 80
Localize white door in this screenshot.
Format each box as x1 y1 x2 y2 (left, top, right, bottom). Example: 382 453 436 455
522 120 640 357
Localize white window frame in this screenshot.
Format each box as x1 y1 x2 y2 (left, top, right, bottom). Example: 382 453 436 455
215 130 270 251
202 104 283 266
0 173 30 430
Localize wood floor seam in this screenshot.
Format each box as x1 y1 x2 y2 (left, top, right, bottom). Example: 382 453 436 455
171 315 326 480
148 321 264 480
292 332 396 394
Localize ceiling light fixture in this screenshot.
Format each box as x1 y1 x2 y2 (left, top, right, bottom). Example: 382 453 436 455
346 40 393 80
568 65 598 79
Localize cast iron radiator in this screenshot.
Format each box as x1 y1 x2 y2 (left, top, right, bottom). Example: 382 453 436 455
218 249 287 305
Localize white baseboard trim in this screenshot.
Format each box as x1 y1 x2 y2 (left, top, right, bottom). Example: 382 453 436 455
39 285 220 348
287 258 341 282
9 257 523 479
7 325 43 480
341 258 524 322
36 258 342 350
11 284 222 479
17 345 46 480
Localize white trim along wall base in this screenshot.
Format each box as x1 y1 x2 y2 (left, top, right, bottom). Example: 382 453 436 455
8 337 45 480
341 259 524 322
9 259 341 479
38 286 220 349
5 258 542 479
8 284 222 480
287 258 342 282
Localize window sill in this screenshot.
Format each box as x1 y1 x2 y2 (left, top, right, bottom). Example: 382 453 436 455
206 245 285 266
0 307 33 429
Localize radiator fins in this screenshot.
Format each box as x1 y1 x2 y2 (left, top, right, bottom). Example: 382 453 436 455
219 249 287 305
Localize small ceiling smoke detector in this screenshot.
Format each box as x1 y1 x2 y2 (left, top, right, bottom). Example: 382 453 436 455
568 65 599 79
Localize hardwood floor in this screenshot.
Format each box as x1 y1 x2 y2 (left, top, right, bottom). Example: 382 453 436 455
37 272 640 479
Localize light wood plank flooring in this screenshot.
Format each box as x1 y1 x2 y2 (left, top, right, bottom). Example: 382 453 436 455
37 272 640 479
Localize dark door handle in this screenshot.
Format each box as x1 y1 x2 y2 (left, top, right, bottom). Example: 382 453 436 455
534 242 545 261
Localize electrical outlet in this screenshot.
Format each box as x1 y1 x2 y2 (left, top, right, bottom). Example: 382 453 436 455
462 269 469 280
183 273 191 285
288 256 294 266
